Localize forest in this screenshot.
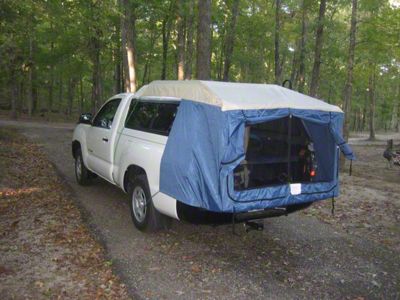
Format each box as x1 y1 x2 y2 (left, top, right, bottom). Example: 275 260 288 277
0 0 399 139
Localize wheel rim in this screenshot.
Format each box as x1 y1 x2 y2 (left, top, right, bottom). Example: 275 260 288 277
76 157 82 180
132 186 147 223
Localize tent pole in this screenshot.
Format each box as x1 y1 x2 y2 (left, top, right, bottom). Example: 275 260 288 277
287 114 293 182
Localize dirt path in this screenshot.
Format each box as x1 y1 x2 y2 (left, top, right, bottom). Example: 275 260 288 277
1 119 399 299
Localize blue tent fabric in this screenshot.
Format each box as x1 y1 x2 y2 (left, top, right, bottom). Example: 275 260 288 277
160 100 354 213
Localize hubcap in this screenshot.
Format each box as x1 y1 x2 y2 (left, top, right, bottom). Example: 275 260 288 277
76 157 82 180
132 186 147 223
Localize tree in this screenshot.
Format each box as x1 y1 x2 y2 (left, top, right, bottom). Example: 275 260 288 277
222 0 240 81
368 65 377 140
184 0 195 80
309 0 326 97
185 0 194 79
120 0 137 93
296 0 308 93
176 0 185 80
342 0 358 141
196 0 212 80
274 0 282 84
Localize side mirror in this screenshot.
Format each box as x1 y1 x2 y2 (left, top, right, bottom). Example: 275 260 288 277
79 113 93 125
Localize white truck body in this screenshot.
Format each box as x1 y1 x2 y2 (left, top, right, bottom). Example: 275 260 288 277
72 93 179 219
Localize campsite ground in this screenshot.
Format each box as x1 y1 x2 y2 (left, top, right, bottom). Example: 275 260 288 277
0 118 399 299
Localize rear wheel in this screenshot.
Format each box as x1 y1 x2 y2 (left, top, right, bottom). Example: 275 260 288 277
74 149 91 185
128 177 170 232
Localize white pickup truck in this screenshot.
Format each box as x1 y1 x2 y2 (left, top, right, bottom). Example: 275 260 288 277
72 93 180 231
73 80 352 233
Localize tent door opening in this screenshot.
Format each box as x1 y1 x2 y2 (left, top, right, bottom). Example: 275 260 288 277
233 115 318 191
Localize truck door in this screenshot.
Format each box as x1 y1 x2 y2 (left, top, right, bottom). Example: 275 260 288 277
86 98 121 181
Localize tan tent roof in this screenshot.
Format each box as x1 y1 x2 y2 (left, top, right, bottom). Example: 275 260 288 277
134 80 343 113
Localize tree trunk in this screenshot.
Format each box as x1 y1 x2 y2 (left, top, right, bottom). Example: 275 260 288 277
396 82 400 132
120 0 137 92
368 67 376 140
297 0 307 93
48 23 55 117
79 77 84 114
67 77 78 116
90 34 102 113
27 36 34 117
362 94 367 131
48 65 54 114
10 69 18 119
161 1 174 80
309 0 326 97
177 0 185 80
342 0 358 142
222 0 240 81
184 0 195 80
113 25 121 94
274 0 282 84
58 76 63 113
196 0 212 80
217 32 225 81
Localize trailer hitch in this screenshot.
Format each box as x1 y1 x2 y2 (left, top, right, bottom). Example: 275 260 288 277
244 221 264 232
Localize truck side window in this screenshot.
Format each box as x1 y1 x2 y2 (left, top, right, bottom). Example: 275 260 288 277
125 101 179 136
92 99 121 129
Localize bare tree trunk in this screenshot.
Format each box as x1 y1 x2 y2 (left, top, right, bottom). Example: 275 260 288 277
90 34 102 113
396 82 400 132
177 0 185 80
362 94 367 131
67 77 78 116
196 0 212 80
184 0 195 80
297 0 307 93
222 0 240 81
309 0 326 97
10 69 18 119
48 22 55 119
217 32 225 81
120 0 137 92
289 47 298 88
343 0 358 142
27 36 34 117
79 77 84 114
48 66 54 114
113 25 121 94
58 76 63 113
161 20 169 80
274 0 282 84
161 1 174 80
368 67 376 140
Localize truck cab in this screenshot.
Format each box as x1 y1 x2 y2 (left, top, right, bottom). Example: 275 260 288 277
72 93 180 231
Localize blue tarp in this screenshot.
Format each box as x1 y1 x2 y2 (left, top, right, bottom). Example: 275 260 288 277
160 100 354 213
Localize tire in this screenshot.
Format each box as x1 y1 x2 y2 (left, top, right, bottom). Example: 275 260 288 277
128 177 170 232
74 148 91 186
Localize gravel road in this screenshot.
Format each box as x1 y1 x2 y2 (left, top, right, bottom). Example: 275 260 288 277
1 119 399 299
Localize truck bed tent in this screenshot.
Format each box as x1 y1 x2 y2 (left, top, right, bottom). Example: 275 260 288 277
135 80 354 213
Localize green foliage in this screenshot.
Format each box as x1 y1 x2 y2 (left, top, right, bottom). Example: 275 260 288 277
0 0 398 130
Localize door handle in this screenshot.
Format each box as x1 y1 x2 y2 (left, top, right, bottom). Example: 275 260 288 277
102 137 109 142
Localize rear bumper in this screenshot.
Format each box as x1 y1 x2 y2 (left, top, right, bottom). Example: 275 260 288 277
176 201 312 225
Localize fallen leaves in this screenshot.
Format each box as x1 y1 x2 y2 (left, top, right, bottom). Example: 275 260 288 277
0 129 130 299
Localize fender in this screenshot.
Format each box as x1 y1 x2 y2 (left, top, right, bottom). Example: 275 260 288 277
72 124 91 170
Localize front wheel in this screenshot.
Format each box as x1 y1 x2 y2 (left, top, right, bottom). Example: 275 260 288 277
129 177 170 232
74 149 91 185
